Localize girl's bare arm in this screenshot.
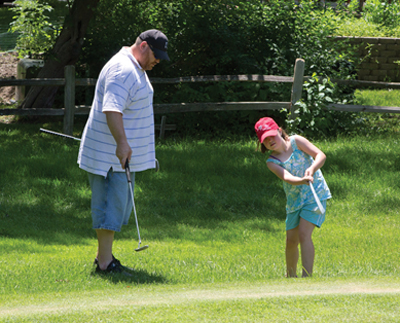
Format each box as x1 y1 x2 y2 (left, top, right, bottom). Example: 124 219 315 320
267 162 314 186
294 135 326 177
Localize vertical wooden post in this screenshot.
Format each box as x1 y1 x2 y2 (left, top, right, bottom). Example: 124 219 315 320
290 58 305 120
159 115 167 140
63 65 75 136
358 0 364 12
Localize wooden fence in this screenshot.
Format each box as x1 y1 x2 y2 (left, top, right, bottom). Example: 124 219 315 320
1 58 400 138
0 59 305 137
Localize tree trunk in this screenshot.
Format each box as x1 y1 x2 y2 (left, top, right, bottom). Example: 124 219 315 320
21 0 100 109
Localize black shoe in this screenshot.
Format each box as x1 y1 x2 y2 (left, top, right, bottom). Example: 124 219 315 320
94 254 121 266
95 258 132 276
95 255 132 271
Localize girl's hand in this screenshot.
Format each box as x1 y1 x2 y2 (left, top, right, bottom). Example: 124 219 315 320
302 175 314 184
304 166 314 178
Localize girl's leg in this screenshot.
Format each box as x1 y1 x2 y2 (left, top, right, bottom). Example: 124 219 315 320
286 227 300 277
298 218 316 277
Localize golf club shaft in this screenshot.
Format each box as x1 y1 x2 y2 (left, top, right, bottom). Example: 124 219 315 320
41 128 158 173
309 182 325 214
129 181 142 244
125 160 143 245
40 128 81 141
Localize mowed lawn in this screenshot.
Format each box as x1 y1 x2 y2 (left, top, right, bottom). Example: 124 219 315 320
0 117 400 322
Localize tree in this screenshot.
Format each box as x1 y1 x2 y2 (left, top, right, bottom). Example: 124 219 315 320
21 0 100 109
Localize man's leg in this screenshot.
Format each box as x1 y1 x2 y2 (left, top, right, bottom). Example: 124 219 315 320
96 229 115 270
89 170 134 273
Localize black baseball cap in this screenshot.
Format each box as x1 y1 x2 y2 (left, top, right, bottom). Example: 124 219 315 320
139 29 170 61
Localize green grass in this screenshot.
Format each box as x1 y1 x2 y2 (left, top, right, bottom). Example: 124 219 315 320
354 89 400 107
331 13 400 38
3 278 400 322
326 2 400 38
0 116 400 321
353 89 400 132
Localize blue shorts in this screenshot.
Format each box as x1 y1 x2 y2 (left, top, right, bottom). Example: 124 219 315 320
286 200 327 231
88 168 135 232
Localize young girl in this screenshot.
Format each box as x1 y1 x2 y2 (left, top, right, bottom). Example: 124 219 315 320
255 117 331 278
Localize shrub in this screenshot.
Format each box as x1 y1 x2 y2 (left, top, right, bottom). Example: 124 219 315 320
362 0 400 29
9 0 61 58
286 74 364 139
331 0 400 37
78 0 360 138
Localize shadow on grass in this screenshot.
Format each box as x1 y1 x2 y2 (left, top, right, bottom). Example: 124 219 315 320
322 138 400 207
0 123 288 247
91 267 168 285
12 123 397 246
3 123 400 248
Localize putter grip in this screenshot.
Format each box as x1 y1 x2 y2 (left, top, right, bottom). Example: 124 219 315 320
125 159 132 183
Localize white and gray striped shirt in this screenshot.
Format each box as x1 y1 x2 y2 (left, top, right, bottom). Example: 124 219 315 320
78 47 156 177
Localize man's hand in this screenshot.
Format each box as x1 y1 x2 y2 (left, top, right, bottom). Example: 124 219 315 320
116 141 132 169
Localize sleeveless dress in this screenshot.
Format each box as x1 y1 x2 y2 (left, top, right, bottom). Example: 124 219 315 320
267 136 331 214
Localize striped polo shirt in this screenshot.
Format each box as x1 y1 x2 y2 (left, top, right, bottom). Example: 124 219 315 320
77 47 156 177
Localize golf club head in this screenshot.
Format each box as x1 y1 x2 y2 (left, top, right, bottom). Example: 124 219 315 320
155 159 160 172
135 245 149 252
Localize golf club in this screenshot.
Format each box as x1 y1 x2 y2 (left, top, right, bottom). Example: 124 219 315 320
40 128 81 141
125 159 149 252
40 128 159 172
309 182 325 214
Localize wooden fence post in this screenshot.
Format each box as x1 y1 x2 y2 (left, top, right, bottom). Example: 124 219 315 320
159 115 167 140
290 58 305 120
63 65 75 136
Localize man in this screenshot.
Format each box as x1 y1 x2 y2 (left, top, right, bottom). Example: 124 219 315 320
77 29 169 274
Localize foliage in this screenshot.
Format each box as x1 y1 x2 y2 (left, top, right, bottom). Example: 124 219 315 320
82 0 354 78
9 0 61 58
78 0 362 138
286 74 364 138
5 0 400 137
331 0 400 37
362 0 400 29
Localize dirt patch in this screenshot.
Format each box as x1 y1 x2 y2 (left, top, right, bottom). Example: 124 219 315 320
0 51 19 123
0 51 19 104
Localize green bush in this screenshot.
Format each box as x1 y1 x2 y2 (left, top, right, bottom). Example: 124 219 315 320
9 0 61 58
331 0 400 37
286 74 365 139
362 0 400 28
78 0 360 138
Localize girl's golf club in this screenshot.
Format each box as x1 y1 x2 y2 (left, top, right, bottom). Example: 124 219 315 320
40 128 159 172
125 159 149 252
309 182 325 214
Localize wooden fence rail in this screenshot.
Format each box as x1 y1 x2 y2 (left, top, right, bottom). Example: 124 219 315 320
0 59 306 136
1 58 400 138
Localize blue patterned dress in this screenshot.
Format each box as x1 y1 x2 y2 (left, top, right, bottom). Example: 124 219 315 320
267 136 331 214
